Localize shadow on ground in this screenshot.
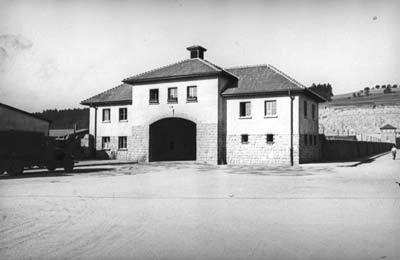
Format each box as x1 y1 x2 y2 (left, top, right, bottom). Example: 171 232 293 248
0 167 114 180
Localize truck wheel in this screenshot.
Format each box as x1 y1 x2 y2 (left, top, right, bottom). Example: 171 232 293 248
9 160 24 175
63 157 74 173
46 161 57 172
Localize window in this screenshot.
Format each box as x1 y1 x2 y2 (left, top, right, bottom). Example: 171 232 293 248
241 134 249 144
168 87 178 103
119 108 127 121
266 134 274 144
304 101 308 118
102 137 110 150
102 108 110 122
313 135 317 145
149 89 159 104
265 100 277 117
239 102 251 117
304 134 308 145
309 135 313 145
118 136 127 150
311 104 316 120
187 86 197 102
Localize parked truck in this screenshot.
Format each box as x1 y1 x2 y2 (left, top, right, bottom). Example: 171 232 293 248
0 130 74 175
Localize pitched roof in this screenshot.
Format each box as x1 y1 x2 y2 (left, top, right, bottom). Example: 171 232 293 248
82 61 325 106
380 124 397 130
222 64 325 101
223 65 302 94
123 58 237 84
81 84 132 106
0 102 51 123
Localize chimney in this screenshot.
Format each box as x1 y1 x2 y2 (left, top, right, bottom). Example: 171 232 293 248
186 45 207 59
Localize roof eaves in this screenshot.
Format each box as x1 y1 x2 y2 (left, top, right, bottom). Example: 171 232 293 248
268 64 326 102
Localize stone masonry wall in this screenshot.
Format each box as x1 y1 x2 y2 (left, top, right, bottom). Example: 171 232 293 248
197 123 218 163
226 134 299 165
319 104 400 140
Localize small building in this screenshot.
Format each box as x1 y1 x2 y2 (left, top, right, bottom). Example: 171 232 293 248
0 102 50 135
380 124 396 144
81 46 325 165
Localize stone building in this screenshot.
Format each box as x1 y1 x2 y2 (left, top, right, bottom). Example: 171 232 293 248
81 46 325 165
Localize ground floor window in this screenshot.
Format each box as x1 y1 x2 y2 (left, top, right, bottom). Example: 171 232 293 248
313 135 317 145
102 137 110 150
241 134 249 144
304 134 308 145
118 136 127 150
266 134 274 144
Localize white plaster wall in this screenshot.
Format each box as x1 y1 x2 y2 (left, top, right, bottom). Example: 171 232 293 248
131 78 219 125
89 105 132 137
0 106 49 135
226 96 299 135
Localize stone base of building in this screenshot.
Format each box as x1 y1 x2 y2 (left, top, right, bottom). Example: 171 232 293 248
226 134 299 165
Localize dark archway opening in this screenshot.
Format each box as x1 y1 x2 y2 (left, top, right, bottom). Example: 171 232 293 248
149 118 196 161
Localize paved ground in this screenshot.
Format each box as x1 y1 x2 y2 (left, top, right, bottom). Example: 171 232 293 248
0 154 399 260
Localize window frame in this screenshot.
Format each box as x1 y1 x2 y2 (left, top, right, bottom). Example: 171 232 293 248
266 134 274 144
239 101 251 118
102 108 111 123
102 136 110 150
119 107 128 122
168 87 178 103
241 134 249 144
187 85 198 102
264 100 277 118
149 89 159 104
118 136 128 150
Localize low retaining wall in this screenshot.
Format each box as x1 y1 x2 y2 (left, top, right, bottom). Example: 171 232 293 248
321 139 393 161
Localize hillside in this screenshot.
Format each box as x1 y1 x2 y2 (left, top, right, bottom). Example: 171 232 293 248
326 88 400 107
34 108 89 129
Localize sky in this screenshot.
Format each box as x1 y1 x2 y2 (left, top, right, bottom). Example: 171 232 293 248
0 0 399 112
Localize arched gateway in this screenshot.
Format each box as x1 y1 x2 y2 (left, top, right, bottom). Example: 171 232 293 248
149 118 196 161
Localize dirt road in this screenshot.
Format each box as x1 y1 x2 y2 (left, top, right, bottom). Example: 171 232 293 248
1 154 399 260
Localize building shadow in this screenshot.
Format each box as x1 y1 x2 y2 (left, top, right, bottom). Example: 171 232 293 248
0 167 114 180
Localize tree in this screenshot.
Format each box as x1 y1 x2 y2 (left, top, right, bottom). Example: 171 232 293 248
384 86 392 94
375 85 380 89
382 85 386 89
393 84 398 88
308 83 334 101
364 87 370 96
352 93 357 97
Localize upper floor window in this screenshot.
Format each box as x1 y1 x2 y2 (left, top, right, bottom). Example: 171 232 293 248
149 89 159 104
102 136 110 150
118 136 127 150
239 102 251 118
265 100 277 117
119 108 127 121
187 86 197 102
304 101 308 118
102 108 110 122
168 87 178 103
311 104 316 120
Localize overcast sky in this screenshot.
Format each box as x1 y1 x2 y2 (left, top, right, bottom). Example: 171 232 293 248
0 0 399 112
